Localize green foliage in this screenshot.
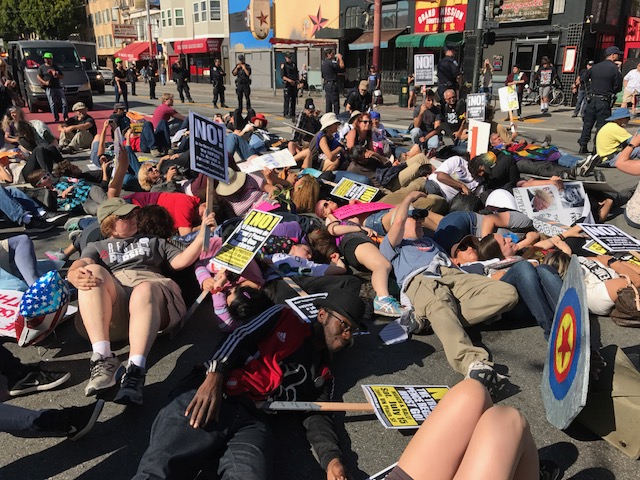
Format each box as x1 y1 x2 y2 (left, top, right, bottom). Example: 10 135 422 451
0 0 84 39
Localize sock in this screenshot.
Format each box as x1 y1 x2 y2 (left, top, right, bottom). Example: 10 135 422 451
22 212 33 225
376 296 390 301
128 355 146 369
91 341 111 358
37 208 46 217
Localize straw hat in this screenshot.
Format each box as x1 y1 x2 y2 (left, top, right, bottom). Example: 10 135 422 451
216 169 247 196
320 112 340 131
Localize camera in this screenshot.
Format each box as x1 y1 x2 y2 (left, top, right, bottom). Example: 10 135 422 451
409 208 430 219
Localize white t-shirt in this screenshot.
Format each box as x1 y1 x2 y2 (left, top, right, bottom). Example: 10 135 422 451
624 69 640 92
269 253 329 278
428 156 481 201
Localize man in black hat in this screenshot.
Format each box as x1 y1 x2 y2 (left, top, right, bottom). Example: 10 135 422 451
281 52 299 118
437 45 461 102
292 97 321 146
321 49 344 114
578 46 623 154
211 57 228 109
134 291 365 480
233 54 252 112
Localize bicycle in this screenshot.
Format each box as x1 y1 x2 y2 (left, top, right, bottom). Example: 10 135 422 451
522 84 565 106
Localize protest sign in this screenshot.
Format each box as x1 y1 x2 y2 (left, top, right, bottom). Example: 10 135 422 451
285 293 328 323
189 111 228 182
362 385 449 429
330 177 379 203
498 85 519 112
237 149 297 173
414 54 435 86
213 210 282 274
112 127 124 180
0 290 23 338
542 255 591 429
466 93 486 121
578 224 640 252
467 119 490 158
332 202 395 220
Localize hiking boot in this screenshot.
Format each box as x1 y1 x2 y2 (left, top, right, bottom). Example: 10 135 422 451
113 363 146 406
466 361 506 396
45 249 68 261
373 296 405 317
24 218 55 233
85 353 121 397
8 365 71 397
34 400 105 441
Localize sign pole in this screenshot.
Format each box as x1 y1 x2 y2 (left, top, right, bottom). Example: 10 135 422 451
472 0 487 93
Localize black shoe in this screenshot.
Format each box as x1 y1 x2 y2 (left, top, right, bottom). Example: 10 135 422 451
181 99 184 103
24 217 55 233
34 400 105 441
539 459 561 480
8 365 71 396
213 103 218 108
188 99 195 103
578 154 601 177
113 363 146 405
41 211 68 223
221 103 228 108
571 113 578 117
578 144 589 154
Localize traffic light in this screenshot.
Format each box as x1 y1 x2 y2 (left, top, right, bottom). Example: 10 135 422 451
483 31 496 46
493 0 504 17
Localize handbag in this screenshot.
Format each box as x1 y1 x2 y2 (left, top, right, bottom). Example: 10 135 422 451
610 275 640 327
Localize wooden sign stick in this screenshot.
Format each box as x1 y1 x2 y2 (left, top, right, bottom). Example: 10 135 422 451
283 122 314 137
256 401 375 412
203 177 216 252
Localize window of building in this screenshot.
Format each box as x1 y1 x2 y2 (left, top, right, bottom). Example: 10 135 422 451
193 3 199 23
111 7 119 21
200 1 207 19
209 0 221 21
98 36 104 48
167 9 172 26
366 1 409 30
345 6 362 29
552 0 565 14
175 8 184 26
105 8 111 22
162 10 166 27
107 35 113 48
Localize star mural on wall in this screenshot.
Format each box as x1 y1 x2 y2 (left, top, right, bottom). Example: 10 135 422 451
257 10 269 26
308 6 328 37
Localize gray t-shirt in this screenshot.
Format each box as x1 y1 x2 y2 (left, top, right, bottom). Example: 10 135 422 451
82 235 181 274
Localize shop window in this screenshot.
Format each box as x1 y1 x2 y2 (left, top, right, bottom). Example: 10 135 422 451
193 3 199 23
209 0 221 21
175 9 184 26
345 6 362 29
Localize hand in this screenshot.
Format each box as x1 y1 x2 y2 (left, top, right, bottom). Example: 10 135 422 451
631 131 640 146
406 191 427 203
201 210 217 229
185 372 224 428
101 160 112 173
420 103 427 112
67 266 102 291
262 167 277 185
61 185 75 198
326 458 349 480
329 252 341 263
166 166 178 182
362 226 378 238
202 277 217 292
460 185 471 195
549 175 564 190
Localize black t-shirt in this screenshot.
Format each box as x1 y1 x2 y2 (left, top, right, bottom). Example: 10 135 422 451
346 90 372 111
321 58 339 82
536 66 557 86
412 105 442 133
113 67 127 87
578 68 588 91
437 56 460 87
37 63 62 89
67 114 97 137
585 60 623 96
441 99 466 137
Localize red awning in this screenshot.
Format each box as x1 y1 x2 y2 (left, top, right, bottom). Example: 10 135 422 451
269 37 337 47
114 42 150 62
174 38 222 54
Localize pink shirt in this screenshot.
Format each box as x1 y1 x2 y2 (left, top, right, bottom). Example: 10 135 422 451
152 103 178 128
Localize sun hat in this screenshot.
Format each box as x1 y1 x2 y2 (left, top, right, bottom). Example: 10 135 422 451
215 169 247 196
450 234 480 258
113 103 126 110
347 110 362 124
606 108 631 122
97 198 138 224
320 112 341 131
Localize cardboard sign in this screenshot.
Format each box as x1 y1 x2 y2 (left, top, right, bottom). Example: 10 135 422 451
362 385 449 429
498 85 519 113
213 210 282 274
189 111 229 182
578 224 640 253
285 292 328 323
330 178 379 203
414 54 435 86
467 119 490 158
466 93 486 121
0 290 23 338
237 149 297 173
332 202 395 221
542 255 591 430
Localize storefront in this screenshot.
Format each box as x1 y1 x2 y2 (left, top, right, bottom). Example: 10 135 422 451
172 38 223 83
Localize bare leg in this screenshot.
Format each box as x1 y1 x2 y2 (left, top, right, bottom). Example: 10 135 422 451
127 282 170 358
354 242 391 297
78 264 118 343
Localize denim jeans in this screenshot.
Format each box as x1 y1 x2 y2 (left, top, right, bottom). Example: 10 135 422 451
134 373 273 480
603 146 640 167
501 261 562 338
0 403 62 437
226 133 258 161
0 186 41 223
409 128 439 149
140 120 171 152
433 211 478 253
44 87 68 120
573 89 586 116
557 151 581 168
334 170 372 185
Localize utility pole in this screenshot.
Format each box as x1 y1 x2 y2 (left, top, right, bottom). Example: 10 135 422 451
372 0 381 70
146 0 154 62
472 0 487 93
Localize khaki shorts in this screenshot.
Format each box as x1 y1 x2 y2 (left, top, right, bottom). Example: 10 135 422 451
75 270 187 342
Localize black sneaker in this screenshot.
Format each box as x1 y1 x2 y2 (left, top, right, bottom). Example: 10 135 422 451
41 211 68 223
466 361 506 397
594 170 606 182
8 365 71 396
578 154 601 177
24 217 55 233
399 308 432 335
539 459 561 480
113 363 146 405
67 400 105 441
221 104 229 108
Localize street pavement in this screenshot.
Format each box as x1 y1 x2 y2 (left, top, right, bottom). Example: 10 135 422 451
1 83 640 479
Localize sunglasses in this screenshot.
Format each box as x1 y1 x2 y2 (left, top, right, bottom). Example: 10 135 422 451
36 174 51 186
361 120 371 124
455 242 476 253
327 311 359 334
148 166 158 172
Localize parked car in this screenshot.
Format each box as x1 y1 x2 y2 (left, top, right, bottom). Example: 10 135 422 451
82 59 105 94
99 67 113 85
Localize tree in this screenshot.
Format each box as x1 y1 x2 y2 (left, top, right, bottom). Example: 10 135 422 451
1 0 85 39
0 0 26 39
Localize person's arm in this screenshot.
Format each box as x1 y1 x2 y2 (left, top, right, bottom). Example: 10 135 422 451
516 175 564 190
4 128 19 144
97 121 109 157
335 53 344 70
66 257 100 291
325 252 347 275
169 212 217 270
436 171 471 195
479 212 513 238
36 73 48 87
172 111 186 121
0 163 13 183
386 191 427 248
319 135 343 167
413 104 426 129
345 128 357 149
423 117 441 141
616 132 640 175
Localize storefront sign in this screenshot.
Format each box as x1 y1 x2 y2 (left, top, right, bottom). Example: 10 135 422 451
415 0 468 34
113 24 138 39
497 0 552 23
174 38 222 54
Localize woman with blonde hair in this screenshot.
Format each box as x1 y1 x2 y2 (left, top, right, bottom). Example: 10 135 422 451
480 58 493 101
138 161 181 192
290 174 320 214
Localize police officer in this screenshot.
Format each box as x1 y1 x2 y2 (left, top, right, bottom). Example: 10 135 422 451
281 52 299 118
321 49 344 114
172 60 194 103
147 61 158 100
232 54 252 112
437 45 461 102
578 46 623 154
211 57 227 108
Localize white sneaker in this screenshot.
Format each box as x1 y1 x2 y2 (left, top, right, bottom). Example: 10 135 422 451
85 353 121 397
466 361 506 396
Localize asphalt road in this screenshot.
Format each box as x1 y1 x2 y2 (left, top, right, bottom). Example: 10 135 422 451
1 83 639 480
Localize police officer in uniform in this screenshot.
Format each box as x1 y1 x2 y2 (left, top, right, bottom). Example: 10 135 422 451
172 60 194 103
147 61 158 100
578 46 623 154
321 49 344 114
437 45 461 102
281 52 299 118
232 54 252 112
211 58 228 108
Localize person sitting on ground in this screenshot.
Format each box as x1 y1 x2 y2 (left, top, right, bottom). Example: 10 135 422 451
380 192 518 392
108 102 131 135
595 107 636 168
2 106 28 150
58 102 96 154
440 88 467 153
247 113 287 153
345 112 388 164
302 113 345 172
67 198 216 406
133 291 365 480
0 183 59 232
410 91 442 149
288 98 321 155
345 80 373 113
142 93 186 156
